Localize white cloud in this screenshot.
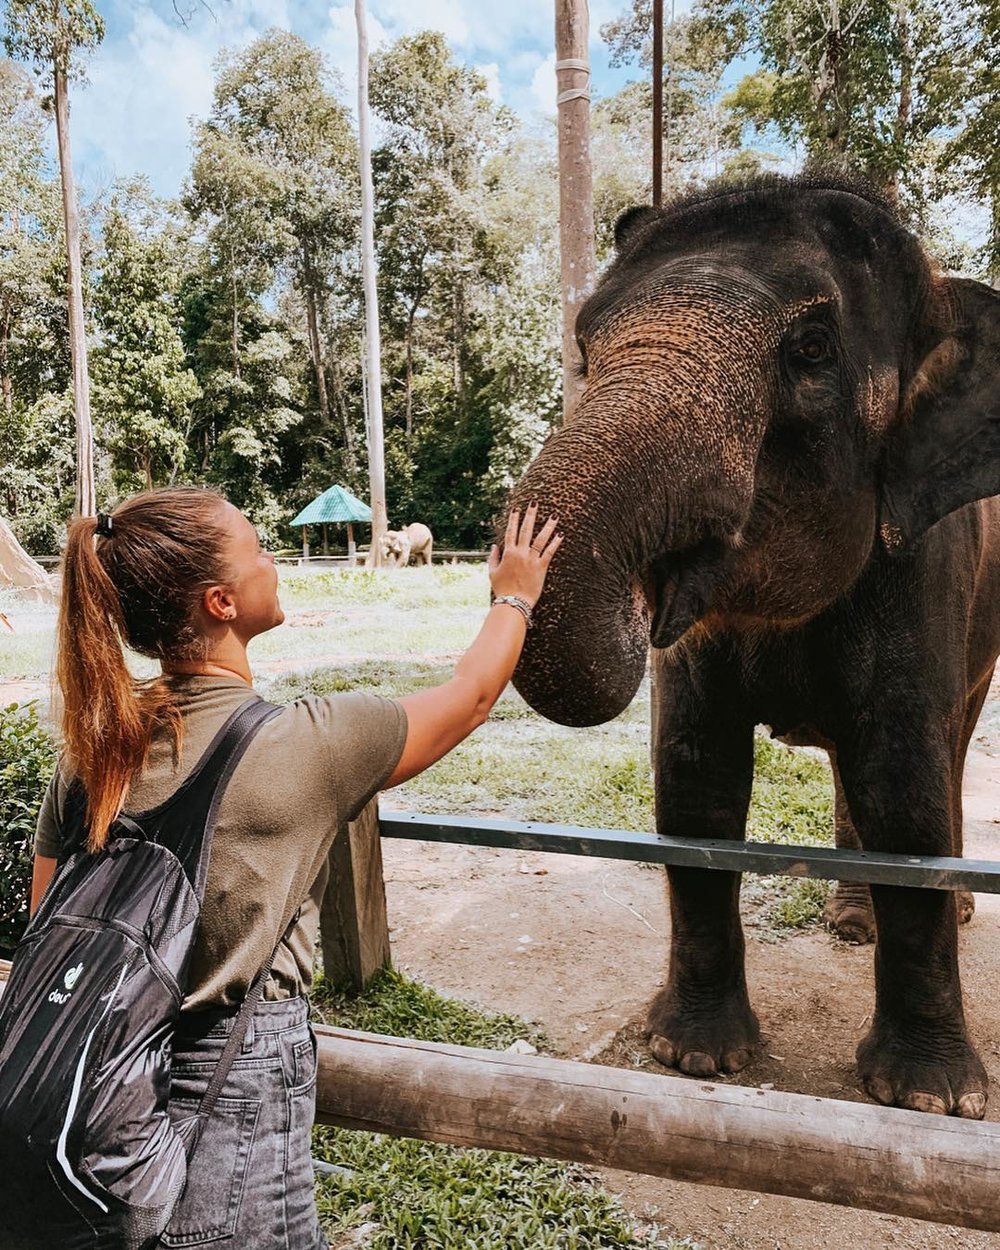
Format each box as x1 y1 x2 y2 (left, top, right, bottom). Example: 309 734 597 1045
476 62 502 105
530 52 557 116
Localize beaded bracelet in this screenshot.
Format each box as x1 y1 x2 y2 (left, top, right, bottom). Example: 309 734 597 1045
492 595 534 627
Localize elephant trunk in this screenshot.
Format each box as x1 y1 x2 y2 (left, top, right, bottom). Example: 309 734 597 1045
510 314 773 725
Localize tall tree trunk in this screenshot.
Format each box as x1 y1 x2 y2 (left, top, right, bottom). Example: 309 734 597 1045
222 204 241 381
403 256 425 455
356 0 388 566
302 241 331 424
890 0 913 198
53 53 94 518
329 355 358 477
555 0 597 423
0 317 12 419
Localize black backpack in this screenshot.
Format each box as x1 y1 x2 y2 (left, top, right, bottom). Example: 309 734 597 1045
0 697 282 1250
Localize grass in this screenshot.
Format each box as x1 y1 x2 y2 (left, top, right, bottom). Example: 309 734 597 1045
310 969 701 1250
311 966 545 1051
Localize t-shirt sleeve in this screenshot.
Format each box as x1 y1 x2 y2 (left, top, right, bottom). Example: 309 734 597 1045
34 758 70 859
304 691 408 824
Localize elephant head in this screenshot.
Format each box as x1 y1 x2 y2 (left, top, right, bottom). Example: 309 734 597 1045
378 530 411 567
511 175 1000 726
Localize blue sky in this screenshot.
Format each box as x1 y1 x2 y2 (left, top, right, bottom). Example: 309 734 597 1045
53 0 670 200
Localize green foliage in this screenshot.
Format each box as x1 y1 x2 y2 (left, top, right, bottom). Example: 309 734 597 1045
748 737 834 847
91 180 200 491
768 877 832 929
312 967 542 1049
2 0 105 79
0 701 56 955
313 1135 694 1249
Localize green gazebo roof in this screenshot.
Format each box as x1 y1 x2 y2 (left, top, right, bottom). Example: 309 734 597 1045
291 485 372 526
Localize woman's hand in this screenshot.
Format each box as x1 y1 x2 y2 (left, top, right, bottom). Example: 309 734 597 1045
488 504 562 607
385 505 563 788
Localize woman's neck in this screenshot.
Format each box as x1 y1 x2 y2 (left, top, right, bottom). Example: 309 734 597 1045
163 650 253 686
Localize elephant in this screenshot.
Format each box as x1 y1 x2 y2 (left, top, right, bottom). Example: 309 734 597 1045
508 173 1000 1119
379 522 433 567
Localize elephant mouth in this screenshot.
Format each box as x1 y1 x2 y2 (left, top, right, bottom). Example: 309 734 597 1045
646 537 733 649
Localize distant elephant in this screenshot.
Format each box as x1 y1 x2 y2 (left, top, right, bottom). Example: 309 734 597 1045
508 174 1000 1119
379 522 433 567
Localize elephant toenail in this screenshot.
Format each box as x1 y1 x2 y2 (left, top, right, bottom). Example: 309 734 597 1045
649 1035 677 1067
903 1091 948 1115
721 1048 753 1073
679 1051 718 1077
958 1092 987 1120
865 1077 894 1105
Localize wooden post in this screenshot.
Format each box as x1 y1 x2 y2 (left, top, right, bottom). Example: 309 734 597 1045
347 521 356 567
652 0 663 206
355 0 389 564
319 798 391 991
555 0 597 424
302 526 309 561
322 523 329 555
313 1027 1000 1233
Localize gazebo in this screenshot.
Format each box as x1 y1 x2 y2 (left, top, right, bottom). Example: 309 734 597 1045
290 485 372 566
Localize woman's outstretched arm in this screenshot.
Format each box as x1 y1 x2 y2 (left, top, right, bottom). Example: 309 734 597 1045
385 506 561 788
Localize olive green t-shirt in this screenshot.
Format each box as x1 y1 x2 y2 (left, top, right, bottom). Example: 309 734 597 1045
34 676 407 1011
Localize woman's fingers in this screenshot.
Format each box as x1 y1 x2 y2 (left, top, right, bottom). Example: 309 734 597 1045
488 544 500 573
539 532 564 567
531 514 559 551
505 509 521 550
517 502 539 547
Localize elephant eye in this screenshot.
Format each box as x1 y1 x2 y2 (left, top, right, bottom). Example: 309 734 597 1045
789 333 833 366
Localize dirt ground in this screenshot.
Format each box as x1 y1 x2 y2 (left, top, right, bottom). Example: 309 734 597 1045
379 672 1000 1250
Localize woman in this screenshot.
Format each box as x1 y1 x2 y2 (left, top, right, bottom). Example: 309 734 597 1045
31 486 561 1249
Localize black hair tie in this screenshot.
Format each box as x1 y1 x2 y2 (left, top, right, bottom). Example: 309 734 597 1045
96 513 114 537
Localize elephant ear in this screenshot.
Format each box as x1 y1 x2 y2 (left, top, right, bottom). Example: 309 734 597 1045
880 278 1000 552
614 205 660 252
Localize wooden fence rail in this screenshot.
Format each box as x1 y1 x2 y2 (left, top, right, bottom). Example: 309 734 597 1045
313 1024 1000 1233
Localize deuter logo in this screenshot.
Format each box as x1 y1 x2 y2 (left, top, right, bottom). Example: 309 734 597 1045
48 962 84 1006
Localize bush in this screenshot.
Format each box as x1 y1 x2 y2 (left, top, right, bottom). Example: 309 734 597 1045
0 703 57 955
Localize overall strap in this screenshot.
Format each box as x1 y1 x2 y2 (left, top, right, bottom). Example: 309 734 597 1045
190 907 300 1143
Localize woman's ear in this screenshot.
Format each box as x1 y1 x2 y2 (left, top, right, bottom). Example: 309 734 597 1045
202 585 236 623
880 279 1000 551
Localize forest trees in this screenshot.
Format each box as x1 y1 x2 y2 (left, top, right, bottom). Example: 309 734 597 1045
0 4 993 556
602 0 989 256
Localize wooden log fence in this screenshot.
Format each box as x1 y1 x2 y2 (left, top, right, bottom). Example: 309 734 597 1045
313 1025 1000 1233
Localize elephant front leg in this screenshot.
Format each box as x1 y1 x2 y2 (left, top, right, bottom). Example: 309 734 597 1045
647 657 758 1077
648 866 760 1075
839 744 987 1118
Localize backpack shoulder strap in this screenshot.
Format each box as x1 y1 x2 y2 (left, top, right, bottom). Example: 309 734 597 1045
129 697 282 895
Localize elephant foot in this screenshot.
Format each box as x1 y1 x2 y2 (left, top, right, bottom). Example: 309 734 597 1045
957 890 976 926
857 1020 987 1118
646 985 760 1077
824 883 876 945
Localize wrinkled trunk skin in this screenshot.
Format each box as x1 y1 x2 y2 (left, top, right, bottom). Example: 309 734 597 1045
511 283 777 726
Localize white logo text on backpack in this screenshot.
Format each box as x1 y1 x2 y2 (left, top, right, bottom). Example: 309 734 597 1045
48 962 84 1005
